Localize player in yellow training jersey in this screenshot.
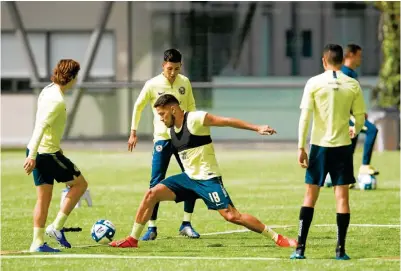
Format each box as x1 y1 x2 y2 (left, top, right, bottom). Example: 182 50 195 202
127 49 199 240
110 94 298 249
291 44 366 260
24 59 89 252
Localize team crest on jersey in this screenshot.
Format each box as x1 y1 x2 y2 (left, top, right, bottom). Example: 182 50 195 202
155 145 163 152
179 87 185 95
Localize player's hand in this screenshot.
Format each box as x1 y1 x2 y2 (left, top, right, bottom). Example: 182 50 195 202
349 126 356 138
257 125 277 135
23 157 36 175
128 130 138 152
298 148 308 168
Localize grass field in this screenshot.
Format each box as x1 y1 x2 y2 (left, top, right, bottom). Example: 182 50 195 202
1 146 400 271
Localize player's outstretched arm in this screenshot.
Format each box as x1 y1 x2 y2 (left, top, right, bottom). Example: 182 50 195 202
128 83 151 152
203 113 276 135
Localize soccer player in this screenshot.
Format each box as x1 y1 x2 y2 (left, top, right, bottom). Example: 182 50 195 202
128 49 199 240
291 44 366 260
342 44 379 176
24 59 89 252
110 94 298 249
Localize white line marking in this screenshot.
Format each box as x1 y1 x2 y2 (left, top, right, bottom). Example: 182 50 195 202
202 223 400 236
318 224 400 228
2 223 398 254
1 254 399 261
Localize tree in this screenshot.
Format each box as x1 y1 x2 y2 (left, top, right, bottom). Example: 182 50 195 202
372 1 400 109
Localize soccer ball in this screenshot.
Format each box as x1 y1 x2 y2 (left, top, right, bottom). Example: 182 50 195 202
324 174 333 187
357 174 377 190
91 219 116 244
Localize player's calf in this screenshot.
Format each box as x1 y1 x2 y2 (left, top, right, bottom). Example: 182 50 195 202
218 206 297 248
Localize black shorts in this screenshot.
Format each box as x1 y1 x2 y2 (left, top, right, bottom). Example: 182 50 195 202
305 144 355 187
26 149 81 186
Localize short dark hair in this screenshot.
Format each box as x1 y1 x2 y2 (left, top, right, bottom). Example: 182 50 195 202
345 44 362 56
323 44 343 65
164 49 182 63
154 94 180 108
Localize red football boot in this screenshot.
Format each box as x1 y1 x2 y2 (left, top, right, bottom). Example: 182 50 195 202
275 234 298 248
109 236 138 248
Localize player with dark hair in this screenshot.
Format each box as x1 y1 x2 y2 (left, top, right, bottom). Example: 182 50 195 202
24 59 89 252
291 44 366 260
128 49 200 240
342 44 379 176
110 94 298 249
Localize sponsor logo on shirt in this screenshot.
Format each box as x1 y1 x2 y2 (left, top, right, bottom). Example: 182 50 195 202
179 87 185 95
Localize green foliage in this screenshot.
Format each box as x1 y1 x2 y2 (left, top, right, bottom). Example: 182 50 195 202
372 1 400 108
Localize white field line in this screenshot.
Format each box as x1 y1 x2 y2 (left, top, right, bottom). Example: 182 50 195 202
201 223 400 236
1 223 398 255
1 254 399 261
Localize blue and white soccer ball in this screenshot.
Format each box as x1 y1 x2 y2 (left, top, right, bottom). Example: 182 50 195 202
324 174 333 187
91 219 116 244
357 174 377 190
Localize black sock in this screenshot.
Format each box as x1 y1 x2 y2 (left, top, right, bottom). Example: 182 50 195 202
296 206 314 255
182 221 191 226
336 213 350 255
150 202 160 222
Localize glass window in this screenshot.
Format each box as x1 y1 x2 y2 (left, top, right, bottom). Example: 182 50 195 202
302 30 312 58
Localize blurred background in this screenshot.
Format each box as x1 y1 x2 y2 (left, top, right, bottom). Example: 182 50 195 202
1 1 399 149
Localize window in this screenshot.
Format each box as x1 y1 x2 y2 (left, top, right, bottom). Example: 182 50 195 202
1 78 34 93
1 31 116 93
302 30 312 58
286 30 295 57
49 32 115 78
151 7 236 108
334 2 366 12
1 79 13 92
1 32 47 78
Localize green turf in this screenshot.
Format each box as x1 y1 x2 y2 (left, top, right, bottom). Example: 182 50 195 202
1 148 400 270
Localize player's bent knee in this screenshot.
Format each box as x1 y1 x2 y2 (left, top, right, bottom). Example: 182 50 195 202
67 175 88 190
220 210 239 223
144 189 159 204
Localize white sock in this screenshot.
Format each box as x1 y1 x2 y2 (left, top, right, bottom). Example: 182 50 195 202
130 223 145 240
183 212 192 222
53 212 68 230
261 225 278 242
30 227 44 251
148 220 157 227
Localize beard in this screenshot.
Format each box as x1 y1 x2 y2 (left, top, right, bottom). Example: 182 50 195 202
166 114 175 128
